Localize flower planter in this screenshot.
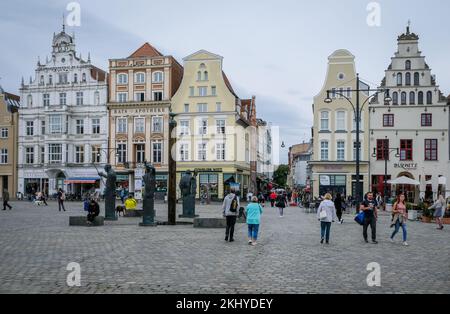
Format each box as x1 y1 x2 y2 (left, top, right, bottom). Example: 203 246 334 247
442 218 450 225
408 210 418 221
421 216 432 223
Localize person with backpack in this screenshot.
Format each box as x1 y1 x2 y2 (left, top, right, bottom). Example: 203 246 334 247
276 191 287 217
222 189 240 242
360 192 379 244
57 188 66 212
317 193 338 244
247 196 264 246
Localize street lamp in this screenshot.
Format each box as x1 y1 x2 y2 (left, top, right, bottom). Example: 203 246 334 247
324 74 391 211
372 136 400 210
168 109 177 225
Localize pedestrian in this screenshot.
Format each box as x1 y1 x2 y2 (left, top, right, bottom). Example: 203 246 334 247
125 194 137 211
334 193 344 224
429 195 446 230
246 191 253 203
390 193 408 246
2 189 12 210
360 192 379 244
269 190 277 208
317 193 338 244
87 199 100 225
275 191 287 217
258 192 265 207
376 192 383 210
246 196 264 246
57 188 66 212
222 188 240 242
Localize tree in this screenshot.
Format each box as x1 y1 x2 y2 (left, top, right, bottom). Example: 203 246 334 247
273 164 289 188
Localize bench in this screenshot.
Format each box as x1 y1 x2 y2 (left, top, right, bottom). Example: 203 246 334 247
193 218 226 228
69 216 104 226
124 210 144 217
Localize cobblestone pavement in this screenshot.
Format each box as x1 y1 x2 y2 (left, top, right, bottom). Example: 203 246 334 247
0 200 449 294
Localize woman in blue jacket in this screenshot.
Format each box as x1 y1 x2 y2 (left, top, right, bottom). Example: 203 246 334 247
246 196 264 246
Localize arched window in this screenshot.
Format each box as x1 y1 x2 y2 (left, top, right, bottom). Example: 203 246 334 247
204 71 208 81
199 63 206 69
405 72 411 86
414 72 420 86
82 73 86 82
197 71 202 81
418 92 424 104
405 60 411 70
392 92 398 105
117 73 128 84
426 91 432 104
397 73 403 86
48 75 53 85
401 92 407 105
153 72 163 83
40 75 44 85
135 72 145 83
27 95 33 107
409 92 415 105
73 73 78 83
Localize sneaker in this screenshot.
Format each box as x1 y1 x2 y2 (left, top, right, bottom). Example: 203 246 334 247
403 242 409 246
390 238 394 243
372 240 378 244
248 240 253 245
229 239 234 242
225 237 228 242
251 242 257 246
320 239 324 244
364 239 369 244
340 219 344 224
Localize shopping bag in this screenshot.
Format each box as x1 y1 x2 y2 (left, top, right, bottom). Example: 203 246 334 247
354 211 365 225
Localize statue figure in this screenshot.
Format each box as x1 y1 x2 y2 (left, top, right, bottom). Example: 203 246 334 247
98 164 117 220
179 170 197 218
140 162 157 226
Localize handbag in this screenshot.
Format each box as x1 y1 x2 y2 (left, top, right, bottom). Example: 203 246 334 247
354 211 365 225
319 209 328 220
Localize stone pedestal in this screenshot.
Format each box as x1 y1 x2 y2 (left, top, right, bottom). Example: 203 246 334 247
69 216 104 226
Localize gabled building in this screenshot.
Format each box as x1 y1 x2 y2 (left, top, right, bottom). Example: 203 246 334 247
288 141 312 189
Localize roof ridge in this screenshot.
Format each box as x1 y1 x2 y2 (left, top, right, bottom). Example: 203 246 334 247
129 42 163 58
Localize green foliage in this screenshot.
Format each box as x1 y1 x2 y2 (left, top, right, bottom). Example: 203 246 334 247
273 164 290 188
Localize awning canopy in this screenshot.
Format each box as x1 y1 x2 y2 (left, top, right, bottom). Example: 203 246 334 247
387 176 420 186
64 177 100 184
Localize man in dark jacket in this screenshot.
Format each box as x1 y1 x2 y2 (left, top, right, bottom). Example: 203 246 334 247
3 189 12 210
87 199 100 224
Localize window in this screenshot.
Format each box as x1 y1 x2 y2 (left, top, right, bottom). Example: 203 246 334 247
184 104 190 113
346 87 351 98
92 119 100 134
135 144 145 164
76 120 84 134
40 146 45 164
180 144 189 161
117 73 128 84
0 128 8 138
25 147 34 164
320 111 329 131
400 140 413 161
216 102 222 112
320 141 328 161
152 142 162 163
134 118 145 133
426 91 432 104
76 92 83 106
421 114 432 127
135 92 145 102
216 143 225 161
59 93 66 106
117 118 127 133
41 120 45 135
117 143 127 163
383 114 394 127
405 60 411 70
336 111 345 131
179 120 190 136
197 71 202 81
337 141 345 161
198 143 207 161
189 87 195 96
392 92 398 105
352 112 364 130
211 86 216 96
418 91 424 104
43 94 50 106
94 91 100 105
48 75 53 85
152 117 163 133
135 72 145 83
216 120 226 134
82 73 86 82
397 73 402 86
425 139 438 161
0 149 7 164
48 144 62 164
26 121 34 136
199 119 208 135
75 146 85 163
59 73 68 84
204 71 209 81
91 146 101 163
153 72 163 83
353 141 362 161
198 87 207 97
376 139 389 161
49 115 63 134
331 88 337 98
401 92 407 105
405 72 411 86
197 103 208 112
73 73 78 83
414 72 420 86
409 92 415 104
117 93 128 102
153 91 163 101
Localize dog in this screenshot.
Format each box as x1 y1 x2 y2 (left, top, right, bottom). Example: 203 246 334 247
116 205 126 217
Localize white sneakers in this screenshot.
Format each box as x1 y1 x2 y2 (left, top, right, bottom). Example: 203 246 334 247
390 238 394 243
403 242 409 246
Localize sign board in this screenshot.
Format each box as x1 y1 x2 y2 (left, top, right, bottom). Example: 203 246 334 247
320 175 331 186
134 179 142 191
394 163 418 170
135 191 142 201
134 168 144 178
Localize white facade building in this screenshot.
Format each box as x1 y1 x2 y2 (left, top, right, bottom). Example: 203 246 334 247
18 26 108 196
369 26 449 202
256 119 274 184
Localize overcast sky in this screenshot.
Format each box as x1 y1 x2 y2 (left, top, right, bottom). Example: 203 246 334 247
1 0 449 163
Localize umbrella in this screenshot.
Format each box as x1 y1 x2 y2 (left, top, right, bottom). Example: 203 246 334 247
387 176 420 185
419 175 426 200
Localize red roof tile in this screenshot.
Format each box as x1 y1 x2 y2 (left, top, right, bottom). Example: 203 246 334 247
129 43 163 58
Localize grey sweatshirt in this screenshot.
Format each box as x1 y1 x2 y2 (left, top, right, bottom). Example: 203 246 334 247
222 193 240 216
317 200 338 223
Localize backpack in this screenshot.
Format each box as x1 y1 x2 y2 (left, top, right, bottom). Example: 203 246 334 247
60 192 66 201
230 196 238 213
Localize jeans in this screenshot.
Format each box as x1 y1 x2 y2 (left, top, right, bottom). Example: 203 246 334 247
225 216 237 240
3 201 12 210
248 224 260 240
391 220 407 242
278 207 284 216
58 200 65 211
320 222 331 242
363 215 377 241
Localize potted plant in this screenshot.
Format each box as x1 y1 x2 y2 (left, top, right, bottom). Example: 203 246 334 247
407 202 418 221
421 205 433 223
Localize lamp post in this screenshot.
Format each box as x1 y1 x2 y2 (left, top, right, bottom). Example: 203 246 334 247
168 110 177 225
324 74 391 211
372 136 400 210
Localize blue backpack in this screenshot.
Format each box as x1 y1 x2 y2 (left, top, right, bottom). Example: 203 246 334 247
83 200 90 211
354 211 365 225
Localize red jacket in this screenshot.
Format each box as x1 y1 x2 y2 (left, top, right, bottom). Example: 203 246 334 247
269 192 277 200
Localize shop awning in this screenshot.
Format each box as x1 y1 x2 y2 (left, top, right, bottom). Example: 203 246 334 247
64 177 100 184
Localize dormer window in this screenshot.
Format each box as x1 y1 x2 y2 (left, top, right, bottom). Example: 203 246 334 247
48 75 53 85
40 75 44 85
82 73 86 83
405 60 411 70
73 74 78 83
